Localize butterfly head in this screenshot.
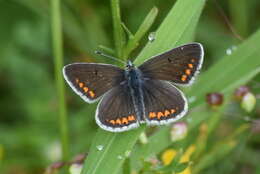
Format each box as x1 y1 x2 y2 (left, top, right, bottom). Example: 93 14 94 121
126 60 135 71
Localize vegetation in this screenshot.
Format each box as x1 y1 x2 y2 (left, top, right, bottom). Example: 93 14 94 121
0 0 260 174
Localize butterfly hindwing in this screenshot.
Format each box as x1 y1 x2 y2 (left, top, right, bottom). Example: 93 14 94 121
63 63 125 103
139 43 204 85
96 83 139 132
142 80 188 124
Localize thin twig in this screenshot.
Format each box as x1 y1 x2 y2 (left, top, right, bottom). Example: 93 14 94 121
214 0 244 41
51 0 69 160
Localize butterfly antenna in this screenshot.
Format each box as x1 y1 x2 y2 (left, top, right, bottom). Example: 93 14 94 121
95 51 126 65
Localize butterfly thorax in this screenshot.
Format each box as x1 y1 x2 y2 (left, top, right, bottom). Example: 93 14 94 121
125 62 141 86
125 61 146 122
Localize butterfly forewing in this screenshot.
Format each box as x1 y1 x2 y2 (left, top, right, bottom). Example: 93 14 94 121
63 42 204 132
142 80 188 124
96 83 139 132
139 43 204 85
63 63 125 103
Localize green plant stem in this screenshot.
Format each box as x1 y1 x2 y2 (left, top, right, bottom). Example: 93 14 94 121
111 0 125 59
123 7 158 59
51 0 69 160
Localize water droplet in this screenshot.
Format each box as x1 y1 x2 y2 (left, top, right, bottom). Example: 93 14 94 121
188 96 196 103
148 32 156 42
125 150 131 157
226 48 232 55
231 45 237 50
139 132 148 144
187 118 193 123
69 164 83 174
117 155 123 160
96 145 104 151
226 45 237 55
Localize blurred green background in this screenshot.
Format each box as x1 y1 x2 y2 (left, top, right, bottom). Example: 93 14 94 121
0 0 260 174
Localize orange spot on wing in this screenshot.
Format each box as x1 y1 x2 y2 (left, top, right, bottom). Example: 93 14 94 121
157 112 164 119
149 112 156 118
89 91 95 98
181 75 187 82
116 119 122 125
79 82 84 88
128 115 135 121
188 64 193 68
185 69 191 75
83 87 89 93
164 110 170 116
191 59 195 63
122 117 128 124
109 120 115 125
171 109 176 114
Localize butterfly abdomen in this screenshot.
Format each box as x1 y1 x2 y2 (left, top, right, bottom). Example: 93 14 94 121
125 68 145 122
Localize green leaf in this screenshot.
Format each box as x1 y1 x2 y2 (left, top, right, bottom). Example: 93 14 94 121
131 29 260 165
189 29 260 107
123 7 158 59
134 0 205 65
111 0 125 58
81 0 206 173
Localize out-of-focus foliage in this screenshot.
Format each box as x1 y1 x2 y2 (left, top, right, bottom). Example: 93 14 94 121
0 0 260 174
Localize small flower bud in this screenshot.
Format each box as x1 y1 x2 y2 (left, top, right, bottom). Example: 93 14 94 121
146 155 160 167
50 161 66 169
161 149 177 165
170 122 188 142
139 132 148 144
71 153 87 164
234 86 250 100
69 163 83 174
241 92 256 113
206 92 224 106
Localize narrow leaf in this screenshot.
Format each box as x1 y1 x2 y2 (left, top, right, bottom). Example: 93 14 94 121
81 0 206 173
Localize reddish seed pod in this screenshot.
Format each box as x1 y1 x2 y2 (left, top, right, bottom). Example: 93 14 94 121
71 153 87 164
234 86 250 100
50 161 66 169
206 92 224 106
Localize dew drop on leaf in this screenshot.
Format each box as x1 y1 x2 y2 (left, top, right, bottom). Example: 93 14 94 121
188 96 196 103
117 155 123 160
125 150 131 157
96 145 104 151
226 48 232 55
148 32 156 42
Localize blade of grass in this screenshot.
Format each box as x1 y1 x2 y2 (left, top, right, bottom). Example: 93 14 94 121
131 29 260 163
189 29 260 107
81 0 206 173
134 0 205 65
111 0 125 59
123 7 158 59
50 0 69 160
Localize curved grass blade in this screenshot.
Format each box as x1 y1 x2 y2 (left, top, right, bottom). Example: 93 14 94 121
131 29 260 163
81 0 206 173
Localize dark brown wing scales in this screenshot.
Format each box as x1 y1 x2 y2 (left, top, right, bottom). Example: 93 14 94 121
142 80 188 125
63 63 125 102
96 84 139 132
139 43 204 85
